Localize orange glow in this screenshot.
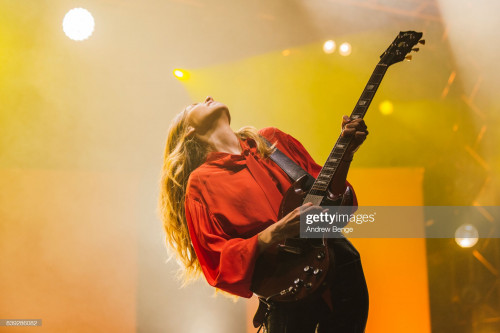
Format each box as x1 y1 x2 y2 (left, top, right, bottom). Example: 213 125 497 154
348 168 430 333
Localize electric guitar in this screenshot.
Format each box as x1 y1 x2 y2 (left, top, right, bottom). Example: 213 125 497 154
250 31 424 303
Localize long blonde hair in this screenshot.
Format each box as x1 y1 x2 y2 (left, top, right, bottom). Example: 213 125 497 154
159 108 274 284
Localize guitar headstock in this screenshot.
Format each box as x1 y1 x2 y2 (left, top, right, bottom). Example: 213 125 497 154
380 31 424 66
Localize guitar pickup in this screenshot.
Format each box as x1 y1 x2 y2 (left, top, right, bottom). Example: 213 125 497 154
278 244 303 255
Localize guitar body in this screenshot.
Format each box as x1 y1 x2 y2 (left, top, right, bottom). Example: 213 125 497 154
251 176 345 302
250 30 424 304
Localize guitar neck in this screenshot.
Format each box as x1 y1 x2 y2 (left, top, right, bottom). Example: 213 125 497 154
308 62 388 197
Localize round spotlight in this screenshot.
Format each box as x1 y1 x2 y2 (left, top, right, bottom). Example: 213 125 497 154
455 224 479 248
323 40 336 54
339 42 352 56
174 70 184 78
62 8 95 41
173 69 189 80
379 100 394 115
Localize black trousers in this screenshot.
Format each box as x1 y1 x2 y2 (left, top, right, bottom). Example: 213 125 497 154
263 238 369 333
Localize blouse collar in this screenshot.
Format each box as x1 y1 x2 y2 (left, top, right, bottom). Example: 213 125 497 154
205 137 258 165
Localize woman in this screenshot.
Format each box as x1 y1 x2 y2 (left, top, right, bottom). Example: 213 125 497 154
159 96 369 332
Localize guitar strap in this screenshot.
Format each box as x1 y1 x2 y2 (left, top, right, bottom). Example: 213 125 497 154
260 136 315 188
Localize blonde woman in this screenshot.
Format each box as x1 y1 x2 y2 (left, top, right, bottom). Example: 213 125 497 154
159 96 369 332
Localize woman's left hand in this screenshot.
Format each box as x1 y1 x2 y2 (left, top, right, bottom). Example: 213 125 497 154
341 115 368 158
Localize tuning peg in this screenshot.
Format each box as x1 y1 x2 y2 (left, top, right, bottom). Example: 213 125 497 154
412 48 420 52
405 55 412 61
418 39 426 45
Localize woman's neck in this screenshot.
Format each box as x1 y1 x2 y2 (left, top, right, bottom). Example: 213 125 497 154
204 121 241 155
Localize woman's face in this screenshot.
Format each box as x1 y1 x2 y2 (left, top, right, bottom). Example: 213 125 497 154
185 96 229 135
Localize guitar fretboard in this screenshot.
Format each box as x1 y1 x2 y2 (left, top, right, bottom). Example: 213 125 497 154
307 63 388 198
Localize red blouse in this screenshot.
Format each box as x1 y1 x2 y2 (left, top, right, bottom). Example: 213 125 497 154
184 127 357 298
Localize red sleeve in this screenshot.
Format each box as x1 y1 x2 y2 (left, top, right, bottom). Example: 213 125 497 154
185 197 260 298
260 127 358 206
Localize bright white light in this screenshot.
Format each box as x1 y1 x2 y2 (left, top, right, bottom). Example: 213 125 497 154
174 70 184 78
339 42 352 56
455 224 479 248
323 40 336 54
62 8 95 41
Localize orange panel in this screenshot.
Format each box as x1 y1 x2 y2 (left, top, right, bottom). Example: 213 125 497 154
348 168 430 333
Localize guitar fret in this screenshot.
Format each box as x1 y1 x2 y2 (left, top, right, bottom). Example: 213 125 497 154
323 165 337 172
312 186 328 193
361 90 375 100
373 65 387 74
309 189 324 196
368 74 384 84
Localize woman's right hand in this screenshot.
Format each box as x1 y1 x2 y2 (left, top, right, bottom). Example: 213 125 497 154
257 202 323 253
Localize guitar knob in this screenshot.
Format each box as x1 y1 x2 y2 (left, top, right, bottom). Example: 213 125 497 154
405 55 412 61
294 278 304 286
317 251 326 260
305 282 313 289
412 48 420 52
313 268 322 276
418 39 426 45
304 266 313 274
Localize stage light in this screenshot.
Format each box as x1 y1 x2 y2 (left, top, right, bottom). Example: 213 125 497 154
379 100 394 115
173 69 189 80
339 42 352 56
282 49 291 56
455 224 479 248
323 40 336 54
174 70 184 78
62 8 95 41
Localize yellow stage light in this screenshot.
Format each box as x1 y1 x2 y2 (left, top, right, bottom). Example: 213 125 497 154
174 70 184 78
455 224 479 248
62 8 95 41
379 100 394 115
282 49 291 56
173 69 189 80
323 40 336 54
339 42 352 56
